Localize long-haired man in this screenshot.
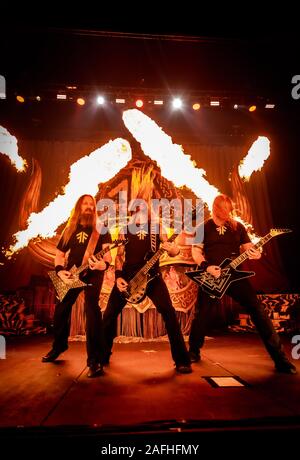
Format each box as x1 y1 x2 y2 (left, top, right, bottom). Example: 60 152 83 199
102 168 192 374
189 194 297 374
42 194 112 377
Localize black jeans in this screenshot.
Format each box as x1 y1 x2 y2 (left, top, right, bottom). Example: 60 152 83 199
103 274 190 366
189 279 287 363
52 273 105 366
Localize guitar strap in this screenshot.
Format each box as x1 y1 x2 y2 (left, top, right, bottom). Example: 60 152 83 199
150 219 157 253
82 229 100 265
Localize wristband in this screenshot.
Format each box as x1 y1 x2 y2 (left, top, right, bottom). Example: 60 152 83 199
115 270 123 279
55 265 64 274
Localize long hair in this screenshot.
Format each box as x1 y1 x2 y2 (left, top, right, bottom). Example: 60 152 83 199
60 194 97 246
212 194 237 230
130 166 155 210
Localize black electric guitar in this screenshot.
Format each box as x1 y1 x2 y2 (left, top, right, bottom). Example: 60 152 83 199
120 201 203 304
122 233 178 304
185 228 291 299
49 238 127 301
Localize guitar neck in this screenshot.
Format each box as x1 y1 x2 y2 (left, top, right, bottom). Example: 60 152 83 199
230 233 273 269
76 246 110 275
140 233 177 275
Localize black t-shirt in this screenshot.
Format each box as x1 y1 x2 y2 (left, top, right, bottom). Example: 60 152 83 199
57 224 112 270
122 223 161 279
203 219 250 266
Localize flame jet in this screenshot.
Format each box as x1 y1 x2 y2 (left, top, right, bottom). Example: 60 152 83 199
0 126 27 172
6 138 132 257
123 109 220 210
238 136 270 180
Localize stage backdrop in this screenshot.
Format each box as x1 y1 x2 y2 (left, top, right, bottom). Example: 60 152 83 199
0 136 290 336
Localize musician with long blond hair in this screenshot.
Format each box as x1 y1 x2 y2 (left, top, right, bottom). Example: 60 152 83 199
102 167 192 374
42 194 112 377
189 194 297 374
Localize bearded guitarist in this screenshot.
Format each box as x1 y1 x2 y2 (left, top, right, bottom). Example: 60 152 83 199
188 194 296 374
42 194 112 378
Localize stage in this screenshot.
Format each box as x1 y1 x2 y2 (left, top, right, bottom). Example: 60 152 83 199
1 332 299 456
1 26 300 458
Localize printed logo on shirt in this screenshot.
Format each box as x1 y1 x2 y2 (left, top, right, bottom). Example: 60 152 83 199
136 227 148 240
216 226 227 235
76 231 89 243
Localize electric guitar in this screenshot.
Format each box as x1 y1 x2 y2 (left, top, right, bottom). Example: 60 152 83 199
122 233 178 304
185 228 292 299
49 238 127 301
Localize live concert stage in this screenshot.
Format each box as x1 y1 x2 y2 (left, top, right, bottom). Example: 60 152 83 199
1 332 299 456
1 24 300 458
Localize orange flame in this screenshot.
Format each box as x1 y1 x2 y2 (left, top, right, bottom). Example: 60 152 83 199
238 136 270 181
233 216 260 243
123 109 220 210
0 126 27 172
5 113 267 258
123 109 261 241
5 139 132 257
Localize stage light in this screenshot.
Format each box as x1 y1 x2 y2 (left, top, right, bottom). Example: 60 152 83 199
233 104 239 109
77 97 85 106
116 98 125 104
172 98 182 109
97 95 105 105
16 95 25 103
265 103 275 109
210 100 220 106
154 100 164 105
192 103 201 111
0 75 6 99
249 105 256 112
36 96 41 102
57 94 67 100
135 99 144 108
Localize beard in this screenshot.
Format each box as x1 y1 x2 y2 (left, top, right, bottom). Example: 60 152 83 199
79 211 95 227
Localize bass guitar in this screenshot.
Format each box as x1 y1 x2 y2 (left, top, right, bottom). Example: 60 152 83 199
122 233 177 304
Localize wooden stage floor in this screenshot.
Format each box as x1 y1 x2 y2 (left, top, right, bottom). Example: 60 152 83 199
0 332 299 456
